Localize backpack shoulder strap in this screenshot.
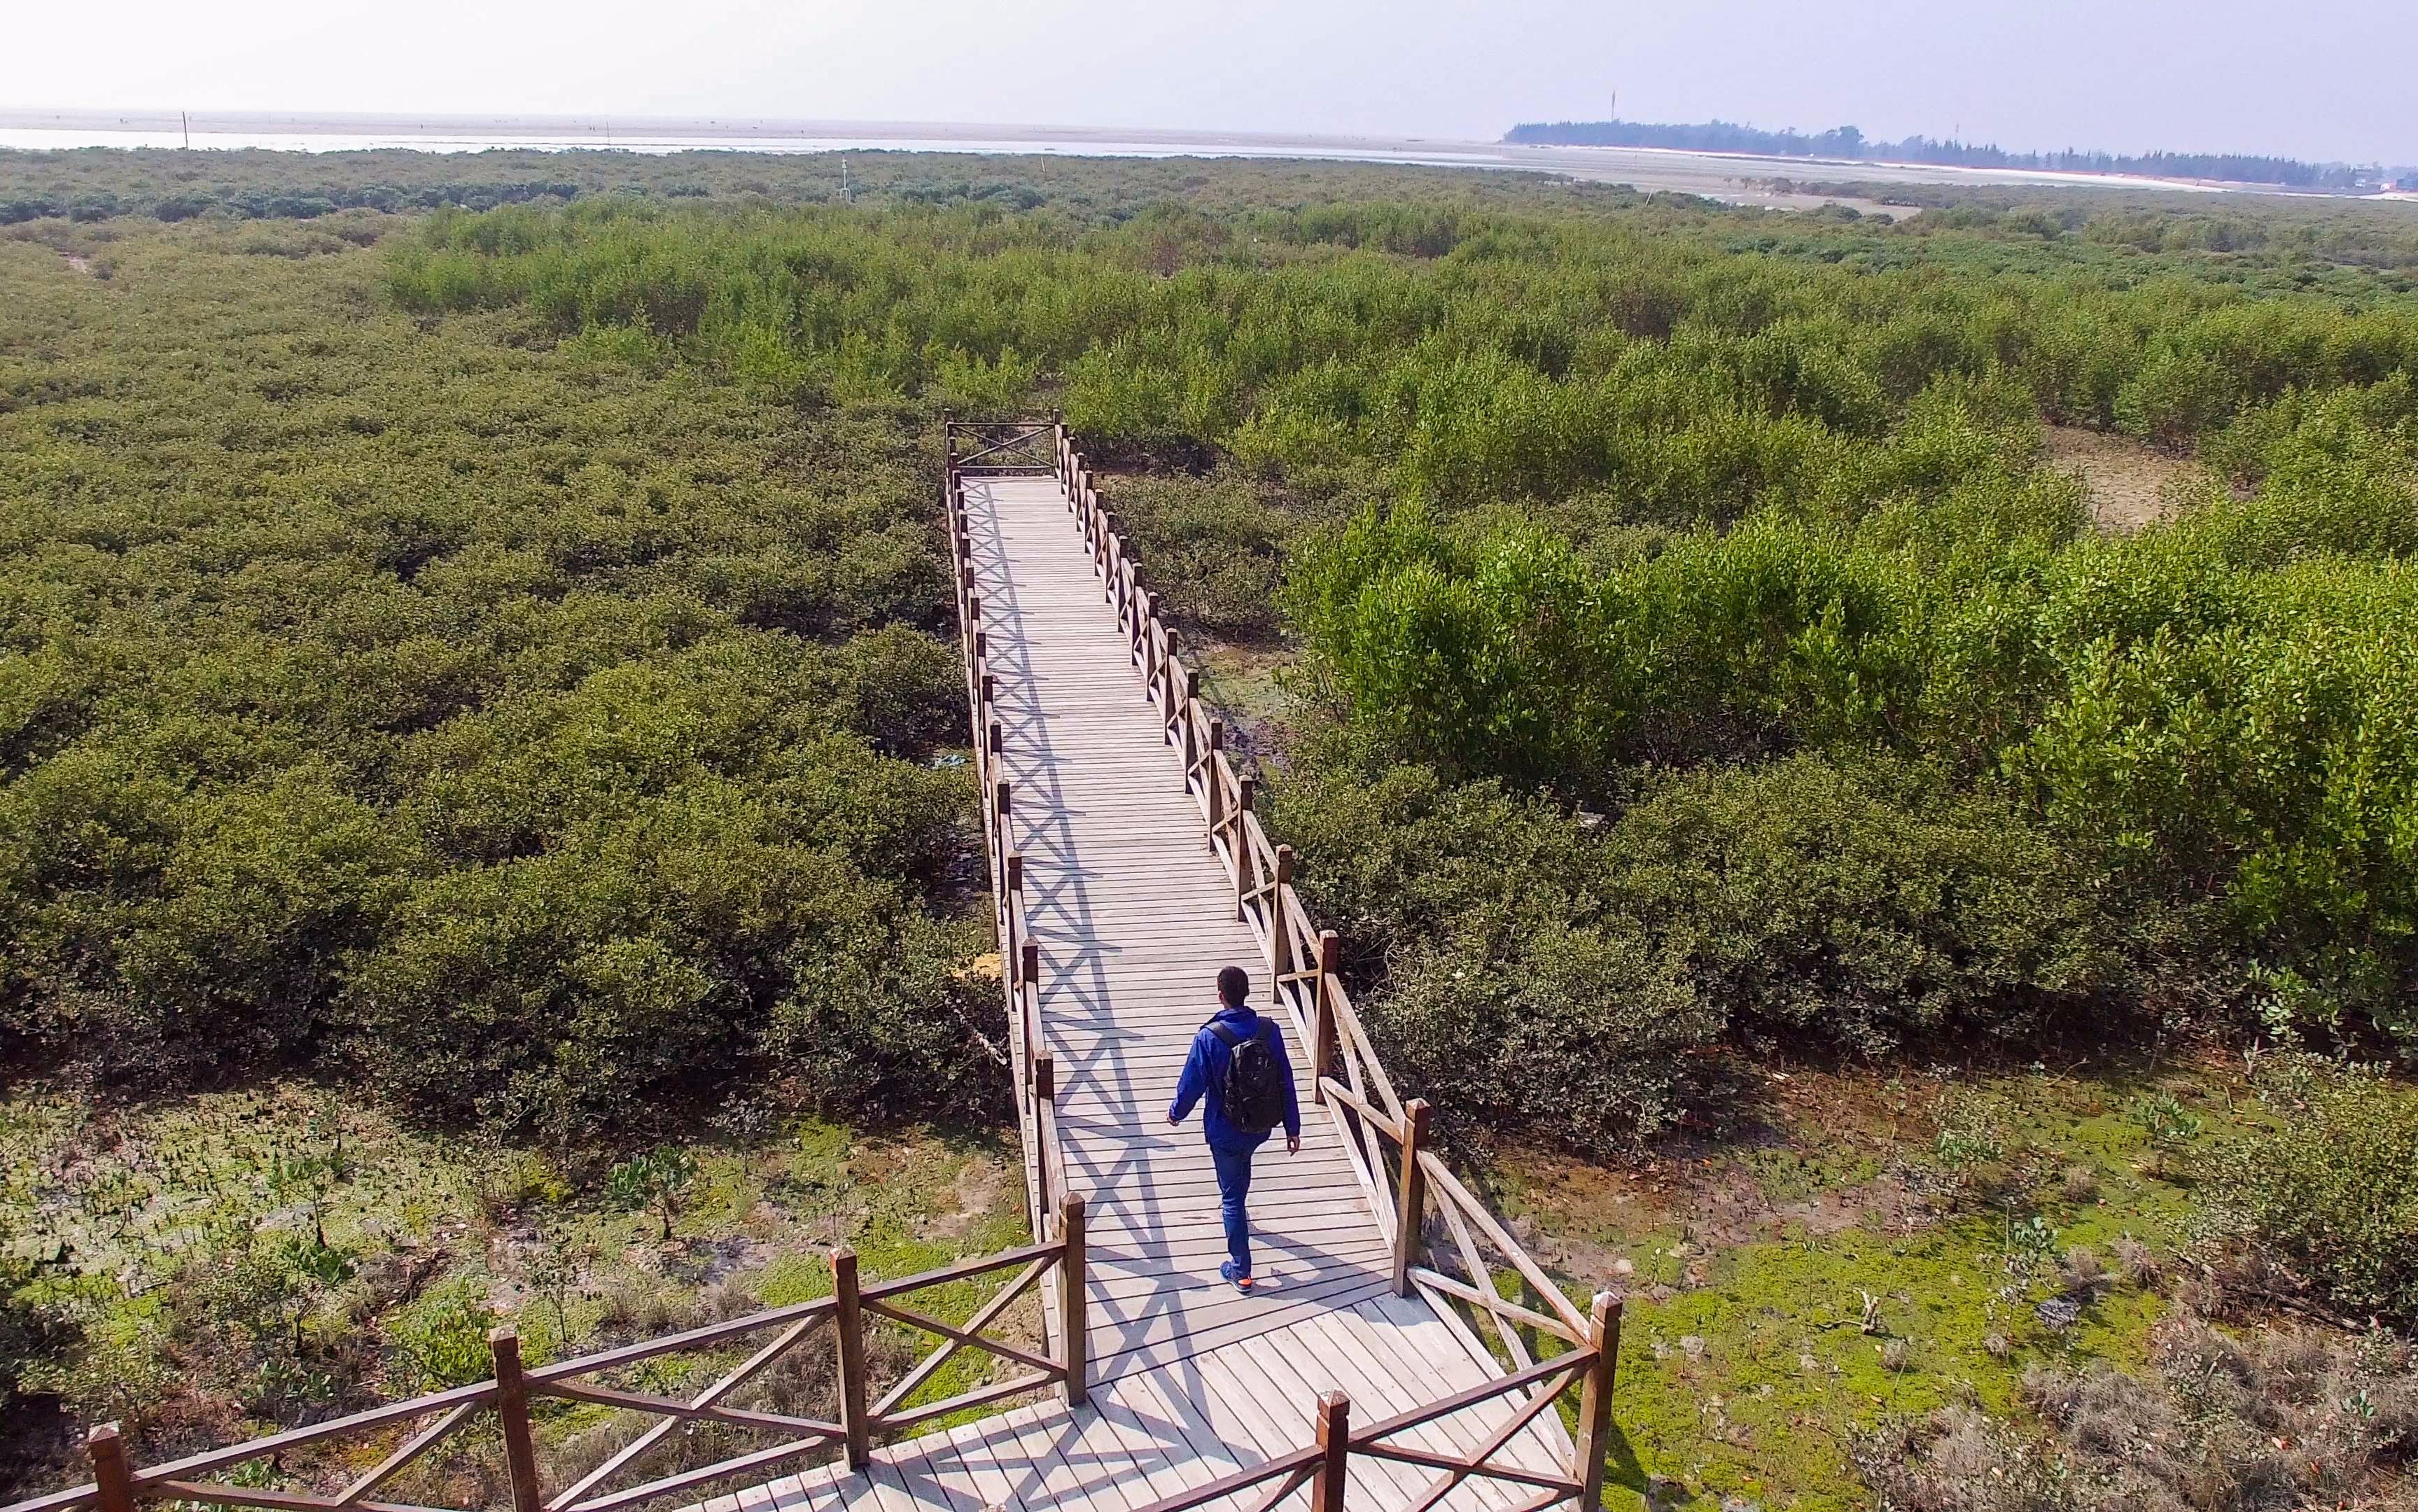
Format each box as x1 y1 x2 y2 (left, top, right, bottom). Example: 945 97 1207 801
1205 1021 1241 1048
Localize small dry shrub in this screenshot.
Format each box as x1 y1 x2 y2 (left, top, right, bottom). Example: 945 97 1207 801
1860 1308 2418 1512
1855 1406 2071 1512
2110 1236 2162 1289
2057 1247 2112 1299
592 1273 702 1339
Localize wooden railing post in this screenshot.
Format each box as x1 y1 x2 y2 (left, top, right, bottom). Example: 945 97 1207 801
1575 1292 1621 1510
1021 941 1039 992
1310 931 1341 1102
1393 1099 1432 1296
1033 1055 1056 1217
86 1423 136 1512
1231 776 1257 920
1205 724 1226 839
1058 1195 1088 1407
1177 671 1201 782
1311 1392 1350 1512
1269 846 1296 980
489 1327 543 1512
832 1249 870 1469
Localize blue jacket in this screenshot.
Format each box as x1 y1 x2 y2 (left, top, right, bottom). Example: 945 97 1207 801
1168 1004 1302 1152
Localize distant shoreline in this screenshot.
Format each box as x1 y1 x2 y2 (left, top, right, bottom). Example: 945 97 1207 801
4 108 2403 205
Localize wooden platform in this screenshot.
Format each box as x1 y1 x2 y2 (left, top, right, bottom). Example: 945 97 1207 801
713 476 1572 1511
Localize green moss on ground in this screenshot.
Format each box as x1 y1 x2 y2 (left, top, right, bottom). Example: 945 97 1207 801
1482 1059 2261 1510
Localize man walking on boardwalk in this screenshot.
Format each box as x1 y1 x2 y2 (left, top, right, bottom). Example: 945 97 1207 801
1168 965 1302 1292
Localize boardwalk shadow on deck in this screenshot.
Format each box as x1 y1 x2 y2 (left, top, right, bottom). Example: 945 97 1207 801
962 479 1396 1369
750 475 1575 1512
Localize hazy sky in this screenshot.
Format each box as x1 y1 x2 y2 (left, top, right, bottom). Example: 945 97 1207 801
11 0 2412 163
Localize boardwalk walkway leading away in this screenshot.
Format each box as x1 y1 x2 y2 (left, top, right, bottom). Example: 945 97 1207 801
5 421 1619 1512
709 422 1619 1512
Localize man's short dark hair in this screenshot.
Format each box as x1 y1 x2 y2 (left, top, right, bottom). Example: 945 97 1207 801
1217 966 1250 1005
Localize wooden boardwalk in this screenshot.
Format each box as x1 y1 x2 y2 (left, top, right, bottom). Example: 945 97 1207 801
719 461 1586 1511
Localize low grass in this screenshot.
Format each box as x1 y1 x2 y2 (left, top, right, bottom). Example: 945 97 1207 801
1 1079 1030 1498
1471 1057 2266 1510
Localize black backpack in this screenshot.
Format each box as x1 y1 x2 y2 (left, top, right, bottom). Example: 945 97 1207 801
1210 1018 1287 1135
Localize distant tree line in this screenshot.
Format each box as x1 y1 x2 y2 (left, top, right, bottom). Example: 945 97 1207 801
1504 118 2401 191
1505 118 1875 160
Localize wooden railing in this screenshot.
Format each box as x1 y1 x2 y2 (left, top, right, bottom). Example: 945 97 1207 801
988 416 1623 1508
941 416 1070 1245
1125 1334 1614 1512
10 1210 1089 1512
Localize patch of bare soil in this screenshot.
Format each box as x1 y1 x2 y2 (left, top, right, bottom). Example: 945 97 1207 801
2044 424 2199 531
1496 1067 1937 1296
1193 641 1294 774
922 1154 1010 1240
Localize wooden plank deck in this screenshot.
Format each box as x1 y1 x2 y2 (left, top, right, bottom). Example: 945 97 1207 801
719 475 1570 1512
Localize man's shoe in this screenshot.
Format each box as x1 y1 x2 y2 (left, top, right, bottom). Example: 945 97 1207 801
1220 1260 1254 1292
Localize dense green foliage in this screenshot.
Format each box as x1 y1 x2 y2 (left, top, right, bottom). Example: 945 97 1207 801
1763 182 2418 272
6 144 2418 1511
379 194 2418 463
0 220 995 1139
0 146 1658 228
373 188 2418 1135
1271 742 2135 1139
8 152 2418 1152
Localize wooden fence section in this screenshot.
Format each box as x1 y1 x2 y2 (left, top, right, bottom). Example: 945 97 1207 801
1126 1338 1611 1512
8 1210 1089 1512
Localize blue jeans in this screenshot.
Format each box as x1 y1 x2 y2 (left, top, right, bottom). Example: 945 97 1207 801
1210 1142 1257 1277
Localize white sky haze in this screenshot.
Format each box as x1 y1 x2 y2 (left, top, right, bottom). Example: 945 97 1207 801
6 0 2412 163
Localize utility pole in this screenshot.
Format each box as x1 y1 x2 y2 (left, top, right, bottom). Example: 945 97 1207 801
181 111 189 149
